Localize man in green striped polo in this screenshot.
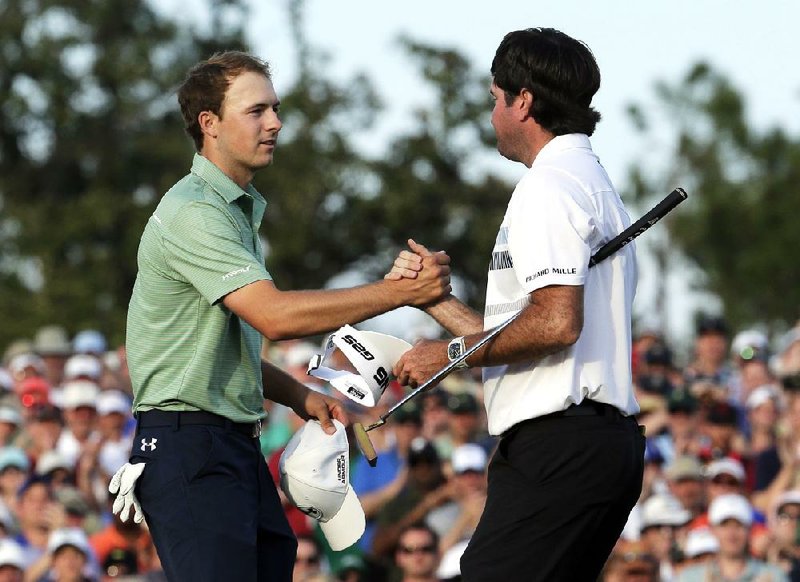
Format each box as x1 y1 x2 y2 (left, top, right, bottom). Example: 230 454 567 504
111 51 451 582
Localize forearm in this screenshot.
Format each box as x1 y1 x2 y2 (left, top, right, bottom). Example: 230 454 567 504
423 295 484 336
261 360 308 410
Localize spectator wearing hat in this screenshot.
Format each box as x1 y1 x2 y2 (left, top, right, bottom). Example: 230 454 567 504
435 390 495 465
699 400 746 463
684 315 734 391
292 534 325 582
763 490 800 578
647 389 702 471
14 405 63 471
0 539 26 582
392 524 441 582
54 380 100 468
12 475 60 567
0 407 22 448
7 354 47 389
675 528 718 574
334 553 367 582
745 385 783 458
638 494 691 581
32 326 73 390
35 450 75 493
665 455 708 521
13 378 51 423
92 391 135 497
600 539 659 582
675 493 787 581
0 447 30 518
26 526 97 582
72 330 107 359
438 443 488 555
371 439 447 562
689 457 770 558
351 398 423 560
728 330 775 408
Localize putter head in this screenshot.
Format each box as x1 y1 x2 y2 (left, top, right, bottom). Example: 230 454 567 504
353 422 379 467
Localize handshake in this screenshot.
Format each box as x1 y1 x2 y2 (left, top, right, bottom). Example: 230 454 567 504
108 462 146 524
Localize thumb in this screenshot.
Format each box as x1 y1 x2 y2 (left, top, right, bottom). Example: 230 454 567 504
407 238 432 257
316 406 336 435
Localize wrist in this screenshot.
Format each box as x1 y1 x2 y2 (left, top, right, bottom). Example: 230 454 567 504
447 337 470 369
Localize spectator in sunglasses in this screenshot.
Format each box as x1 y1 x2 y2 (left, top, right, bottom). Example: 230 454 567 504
394 524 440 582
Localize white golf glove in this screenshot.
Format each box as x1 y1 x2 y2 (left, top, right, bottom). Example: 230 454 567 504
108 462 146 523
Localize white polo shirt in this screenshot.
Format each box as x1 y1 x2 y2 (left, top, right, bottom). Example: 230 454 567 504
482 133 639 436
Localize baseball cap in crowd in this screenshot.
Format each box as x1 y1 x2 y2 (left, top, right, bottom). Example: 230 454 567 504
774 490 800 517
60 380 99 410
15 377 50 408
393 400 422 425
709 493 752 526
447 392 479 414
0 447 29 473
667 387 697 414
307 325 411 407
451 443 487 475
731 329 769 362
72 330 107 355
96 390 131 416
640 494 691 532
2 340 33 367
33 326 72 357
696 316 729 337
279 419 365 551
683 528 719 559
0 539 26 571
55 487 91 518
706 457 745 484
36 450 73 477
64 354 102 382
665 455 704 482
8 353 46 378
47 527 91 557
746 385 782 411
706 401 739 426
0 406 22 427
407 438 440 467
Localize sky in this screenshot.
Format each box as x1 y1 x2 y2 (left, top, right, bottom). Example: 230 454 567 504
173 0 800 346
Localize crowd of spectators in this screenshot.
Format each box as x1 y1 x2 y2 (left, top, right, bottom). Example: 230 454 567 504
1 315 799 581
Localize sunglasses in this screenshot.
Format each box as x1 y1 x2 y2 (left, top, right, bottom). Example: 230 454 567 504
711 475 740 487
399 544 436 555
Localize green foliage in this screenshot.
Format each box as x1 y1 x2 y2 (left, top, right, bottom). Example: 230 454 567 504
627 63 800 331
0 0 249 350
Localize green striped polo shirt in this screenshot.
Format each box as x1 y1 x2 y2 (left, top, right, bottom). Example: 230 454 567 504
126 154 271 422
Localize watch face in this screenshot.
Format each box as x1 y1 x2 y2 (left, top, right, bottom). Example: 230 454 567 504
448 342 462 361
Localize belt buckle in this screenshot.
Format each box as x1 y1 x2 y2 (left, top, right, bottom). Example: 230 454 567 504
252 421 262 438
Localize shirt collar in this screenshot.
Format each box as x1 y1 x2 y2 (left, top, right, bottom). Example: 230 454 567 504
532 133 592 166
190 154 266 206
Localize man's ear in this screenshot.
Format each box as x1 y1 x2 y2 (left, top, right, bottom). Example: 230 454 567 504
516 89 534 121
198 111 219 140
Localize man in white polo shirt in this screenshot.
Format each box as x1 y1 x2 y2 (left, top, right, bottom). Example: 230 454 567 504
391 28 643 581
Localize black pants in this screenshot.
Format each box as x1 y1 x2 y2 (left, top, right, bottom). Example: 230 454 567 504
131 411 297 582
460 404 645 582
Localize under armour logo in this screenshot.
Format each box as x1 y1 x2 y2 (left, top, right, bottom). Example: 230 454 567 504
140 437 158 452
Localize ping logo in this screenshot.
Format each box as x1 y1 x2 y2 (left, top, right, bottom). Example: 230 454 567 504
342 335 375 361
140 437 158 452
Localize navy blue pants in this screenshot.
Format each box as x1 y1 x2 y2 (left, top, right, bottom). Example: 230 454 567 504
460 404 645 582
131 412 296 582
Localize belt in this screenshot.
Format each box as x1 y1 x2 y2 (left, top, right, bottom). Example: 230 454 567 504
555 400 619 418
136 409 262 438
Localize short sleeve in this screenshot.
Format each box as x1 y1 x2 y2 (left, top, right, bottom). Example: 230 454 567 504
162 201 270 304
507 172 594 293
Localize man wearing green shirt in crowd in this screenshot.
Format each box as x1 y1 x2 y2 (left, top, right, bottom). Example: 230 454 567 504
110 51 451 582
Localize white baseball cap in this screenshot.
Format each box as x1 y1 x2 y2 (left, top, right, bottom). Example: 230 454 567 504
451 443 488 474
96 390 131 416
0 539 26 570
47 527 91 556
279 419 365 551
64 354 102 381
706 457 745 483
307 325 411 407
36 450 73 476
640 494 691 531
684 528 719 558
709 493 752 526
60 380 99 409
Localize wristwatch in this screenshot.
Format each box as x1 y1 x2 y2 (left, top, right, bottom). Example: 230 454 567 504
447 337 470 369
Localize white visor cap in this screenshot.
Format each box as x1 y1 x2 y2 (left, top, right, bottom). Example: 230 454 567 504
279 419 365 551
307 325 411 407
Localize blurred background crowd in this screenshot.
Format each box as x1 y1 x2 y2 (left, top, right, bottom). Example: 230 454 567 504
0 315 799 581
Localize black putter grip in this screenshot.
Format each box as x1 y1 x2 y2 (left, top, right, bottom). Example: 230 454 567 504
589 187 688 267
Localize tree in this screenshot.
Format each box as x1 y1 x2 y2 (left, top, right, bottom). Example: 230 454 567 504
626 63 800 332
0 0 249 350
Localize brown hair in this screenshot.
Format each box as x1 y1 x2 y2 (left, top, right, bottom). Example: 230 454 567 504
177 51 271 151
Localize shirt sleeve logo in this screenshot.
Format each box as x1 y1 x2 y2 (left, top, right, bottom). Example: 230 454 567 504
222 264 252 281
